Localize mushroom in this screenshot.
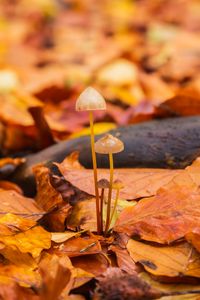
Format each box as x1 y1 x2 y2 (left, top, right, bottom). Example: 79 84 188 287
76 87 106 233
97 178 110 231
95 134 124 234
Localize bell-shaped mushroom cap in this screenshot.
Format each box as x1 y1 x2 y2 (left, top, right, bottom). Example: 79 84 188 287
113 179 124 190
97 178 110 189
95 134 124 154
76 87 106 111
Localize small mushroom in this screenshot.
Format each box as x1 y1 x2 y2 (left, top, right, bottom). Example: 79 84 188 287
76 87 106 111
76 87 106 234
97 179 110 231
95 134 124 234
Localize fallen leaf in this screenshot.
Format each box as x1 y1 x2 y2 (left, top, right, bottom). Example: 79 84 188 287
40 253 93 291
57 155 182 200
0 181 23 194
51 231 83 243
39 254 72 300
0 264 40 288
0 246 37 269
141 272 200 300
0 282 32 300
109 245 137 274
0 189 43 221
139 72 174 104
185 231 200 253
33 164 72 231
52 235 102 258
156 94 200 117
115 185 200 244
67 198 96 231
0 91 42 127
0 214 51 258
127 240 200 278
71 253 110 277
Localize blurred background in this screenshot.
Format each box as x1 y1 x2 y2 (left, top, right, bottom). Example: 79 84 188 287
0 0 199 154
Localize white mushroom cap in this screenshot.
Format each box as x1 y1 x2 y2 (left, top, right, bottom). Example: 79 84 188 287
95 134 124 154
76 87 106 111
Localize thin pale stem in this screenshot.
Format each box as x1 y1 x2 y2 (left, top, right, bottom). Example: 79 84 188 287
100 188 104 232
108 188 120 230
105 152 114 234
89 111 101 234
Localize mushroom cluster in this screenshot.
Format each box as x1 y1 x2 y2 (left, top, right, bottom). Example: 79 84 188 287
76 87 124 234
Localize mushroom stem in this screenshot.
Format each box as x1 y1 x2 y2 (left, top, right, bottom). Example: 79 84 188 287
89 111 101 234
100 188 104 232
108 188 120 230
105 152 114 234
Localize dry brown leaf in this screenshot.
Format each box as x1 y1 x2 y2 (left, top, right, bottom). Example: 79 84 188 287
0 282 38 300
52 235 102 258
0 181 23 194
67 198 96 231
58 154 200 200
40 253 93 292
109 245 137 274
186 231 200 253
33 164 71 231
0 92 42 127
39 254 72 300
127 240 200 278
51 231 83 243
0 264 40 288
0 189 43 221
141 272 200 300
71 253 110 277
0 246 37 269
156 94 200 117
139 72 175 104
115 185 200 244
58 156 181 200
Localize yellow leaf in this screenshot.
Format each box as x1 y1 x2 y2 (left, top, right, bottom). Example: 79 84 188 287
51 231 84 243
0 246 37 269
69 122 116 139
127 240 200 278
0 213 36 232
0 214 51 258
0 264 40 287
0 226 51 258
141 272 200 300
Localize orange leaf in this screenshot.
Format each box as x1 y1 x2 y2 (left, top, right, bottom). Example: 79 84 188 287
33 164 71 231
58 154 200 200
39 254 72 300
0 214 51 258
115 186 200 244
0 189 43 221
127 240 200 278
